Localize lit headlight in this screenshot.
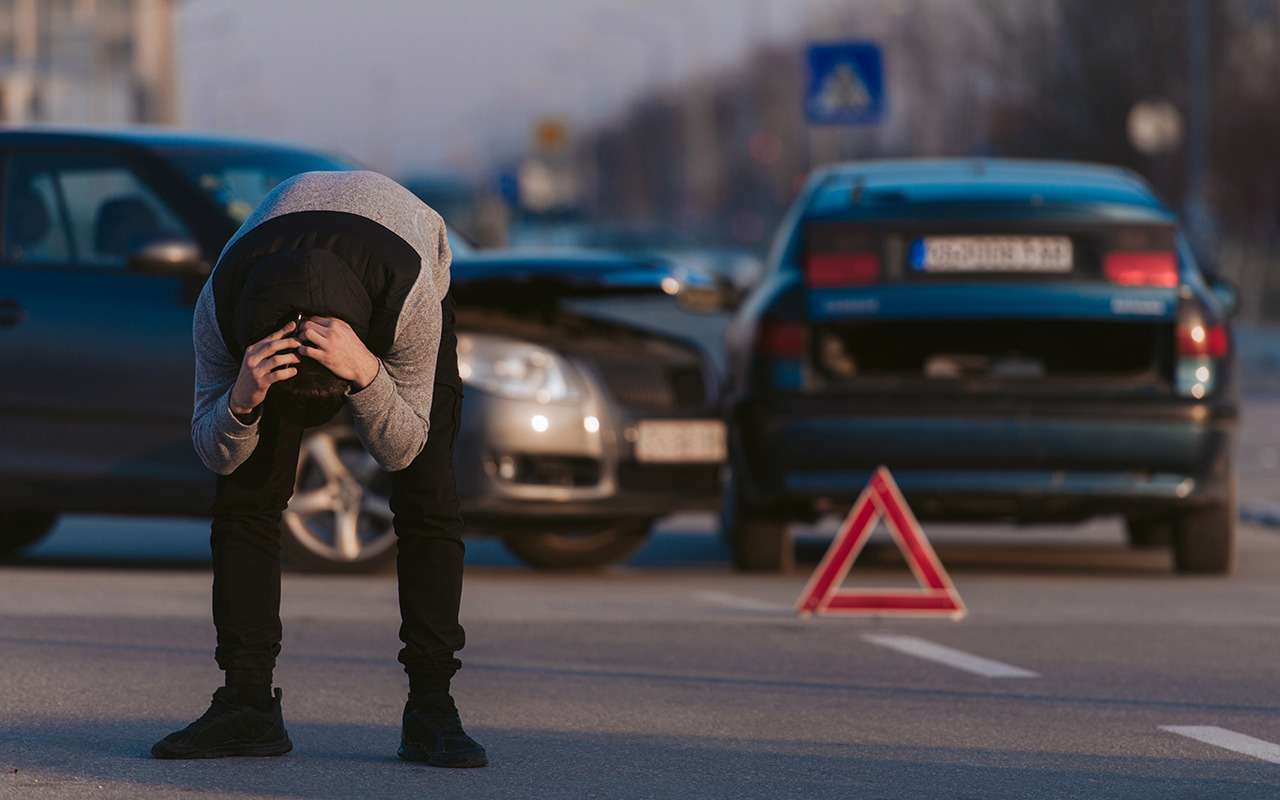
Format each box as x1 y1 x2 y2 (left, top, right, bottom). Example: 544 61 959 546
456 333 582 402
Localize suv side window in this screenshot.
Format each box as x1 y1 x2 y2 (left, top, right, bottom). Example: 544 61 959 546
2 151 192 270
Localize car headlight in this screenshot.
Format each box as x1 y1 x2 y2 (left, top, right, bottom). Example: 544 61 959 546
456 332 583 402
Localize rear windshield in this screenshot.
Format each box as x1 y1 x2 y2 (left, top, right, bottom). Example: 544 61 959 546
806 173 1167 218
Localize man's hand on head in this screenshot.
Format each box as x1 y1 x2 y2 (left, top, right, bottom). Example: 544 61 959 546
229 321 301 419
298 317 380 391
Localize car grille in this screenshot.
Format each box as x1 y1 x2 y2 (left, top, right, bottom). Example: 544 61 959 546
616 462 722 495
589 357 708 411
495 454 602 488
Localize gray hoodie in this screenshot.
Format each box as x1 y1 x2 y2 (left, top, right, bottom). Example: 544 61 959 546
191 170 452 475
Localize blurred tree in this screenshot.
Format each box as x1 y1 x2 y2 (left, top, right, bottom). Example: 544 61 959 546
570 0 1280 318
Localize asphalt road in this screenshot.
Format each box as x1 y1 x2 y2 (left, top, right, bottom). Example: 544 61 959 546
6 398 1280 799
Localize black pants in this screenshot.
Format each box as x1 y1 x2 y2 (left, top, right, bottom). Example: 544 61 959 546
209 383 466 691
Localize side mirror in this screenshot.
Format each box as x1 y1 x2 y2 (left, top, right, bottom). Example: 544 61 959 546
1207 276 1239 319
127 238 208 277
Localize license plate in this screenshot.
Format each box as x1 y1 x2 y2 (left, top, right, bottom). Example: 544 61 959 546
634 420 727 463
909 236 1073 273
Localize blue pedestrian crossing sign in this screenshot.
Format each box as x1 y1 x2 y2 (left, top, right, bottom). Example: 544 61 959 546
806 42 885 125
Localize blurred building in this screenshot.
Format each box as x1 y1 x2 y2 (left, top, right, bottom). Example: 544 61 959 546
0 0 177 125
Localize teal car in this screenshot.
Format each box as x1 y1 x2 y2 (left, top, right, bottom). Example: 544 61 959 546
721 159 1238 574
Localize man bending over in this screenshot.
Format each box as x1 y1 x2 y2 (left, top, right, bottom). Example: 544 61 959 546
151 170 486 768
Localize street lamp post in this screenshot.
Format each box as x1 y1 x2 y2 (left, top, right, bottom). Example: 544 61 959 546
1184 0 1213 254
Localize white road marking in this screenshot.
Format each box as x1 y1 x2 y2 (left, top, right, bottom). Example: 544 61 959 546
692 591 789 612
1160 726 1280 764
864 634 1039 679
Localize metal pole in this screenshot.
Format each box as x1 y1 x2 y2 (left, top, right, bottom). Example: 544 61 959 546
1185 0 1212 253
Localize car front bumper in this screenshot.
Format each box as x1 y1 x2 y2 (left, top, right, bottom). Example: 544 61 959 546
454 386 723 532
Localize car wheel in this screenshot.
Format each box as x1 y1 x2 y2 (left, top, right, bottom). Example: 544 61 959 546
0 511 58 560
721 467 793 573
1172 504 1235 575
501 521 652 571
1125 517 1172 549
280 426 398 574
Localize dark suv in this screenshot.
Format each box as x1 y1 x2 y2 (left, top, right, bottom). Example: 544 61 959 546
722 159 1238 574
0 128 724 571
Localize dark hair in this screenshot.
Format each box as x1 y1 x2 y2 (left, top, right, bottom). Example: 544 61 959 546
272 352 349 401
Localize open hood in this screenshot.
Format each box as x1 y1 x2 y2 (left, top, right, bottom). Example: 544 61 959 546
450 249 674 307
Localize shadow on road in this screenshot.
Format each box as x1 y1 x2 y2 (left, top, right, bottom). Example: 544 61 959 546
830 540 1175 578
8 513 1192 578
1 716 1271 800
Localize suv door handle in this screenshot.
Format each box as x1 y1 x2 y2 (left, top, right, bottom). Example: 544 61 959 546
0 298 26 328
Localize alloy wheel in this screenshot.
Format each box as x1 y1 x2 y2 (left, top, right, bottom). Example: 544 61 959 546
283 427 396 565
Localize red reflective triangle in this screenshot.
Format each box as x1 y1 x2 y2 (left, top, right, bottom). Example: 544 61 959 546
795 466 966 619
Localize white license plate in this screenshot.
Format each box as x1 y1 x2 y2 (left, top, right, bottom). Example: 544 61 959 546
911 236 1073 273
634 420 727 463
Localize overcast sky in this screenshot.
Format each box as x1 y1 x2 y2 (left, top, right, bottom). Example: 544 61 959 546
178 0 842 179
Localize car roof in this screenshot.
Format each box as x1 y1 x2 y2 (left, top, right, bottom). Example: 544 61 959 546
806 158 1171 218
0 125 329 154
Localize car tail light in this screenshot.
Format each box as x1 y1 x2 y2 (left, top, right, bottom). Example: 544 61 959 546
1175 304 1229 399
757 320 810 391
1176 320 1229 359
758 320 809 357
1104 251 1178 288
806 252 880 287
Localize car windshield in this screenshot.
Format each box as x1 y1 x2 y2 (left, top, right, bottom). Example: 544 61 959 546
162 145 472 255
161 146 356 224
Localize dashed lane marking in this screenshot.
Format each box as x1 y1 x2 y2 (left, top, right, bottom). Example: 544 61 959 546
692 591 790 612
864 634 1039 679
1160 726 1280 764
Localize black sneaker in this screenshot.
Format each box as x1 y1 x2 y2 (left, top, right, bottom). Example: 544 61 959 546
151 687 293 759
398 695 488 768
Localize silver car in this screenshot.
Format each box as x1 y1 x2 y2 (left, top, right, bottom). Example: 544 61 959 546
280 251 728 572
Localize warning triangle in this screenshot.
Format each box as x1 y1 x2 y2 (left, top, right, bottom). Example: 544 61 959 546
795 467 966 619
816 61 872 117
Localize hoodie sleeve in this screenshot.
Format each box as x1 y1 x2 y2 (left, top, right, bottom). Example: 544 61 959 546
344 230 449 472
191 280 261 475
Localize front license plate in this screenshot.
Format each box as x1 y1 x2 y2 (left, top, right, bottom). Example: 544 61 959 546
634 420 727 463
910 236 1073 273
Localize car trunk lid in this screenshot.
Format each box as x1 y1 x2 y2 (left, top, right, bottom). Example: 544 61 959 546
795 216 1183 397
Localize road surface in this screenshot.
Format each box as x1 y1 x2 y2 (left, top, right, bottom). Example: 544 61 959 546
4 399 1280 799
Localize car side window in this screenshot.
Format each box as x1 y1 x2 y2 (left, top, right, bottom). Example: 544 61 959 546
2 152 192 270
2 169 73 263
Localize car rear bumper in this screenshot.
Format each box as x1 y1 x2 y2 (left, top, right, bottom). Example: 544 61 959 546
780 468 1221 521
733 397 1236 520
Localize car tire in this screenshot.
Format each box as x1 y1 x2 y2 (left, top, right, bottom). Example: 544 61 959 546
501 521 653 571
279 426 399 574
1125 517 1172 549
1172 504 1235 575
721 467 793 573
0 511 58 560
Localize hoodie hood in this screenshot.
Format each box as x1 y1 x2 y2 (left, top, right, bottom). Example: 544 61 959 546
232 247 374 351
220 170 450 302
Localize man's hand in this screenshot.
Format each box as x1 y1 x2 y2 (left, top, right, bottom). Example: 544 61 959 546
229 321 300 417
298 317 380 390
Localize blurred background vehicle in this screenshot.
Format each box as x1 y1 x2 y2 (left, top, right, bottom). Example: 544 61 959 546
0 128 723 572
721 158 1239 574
